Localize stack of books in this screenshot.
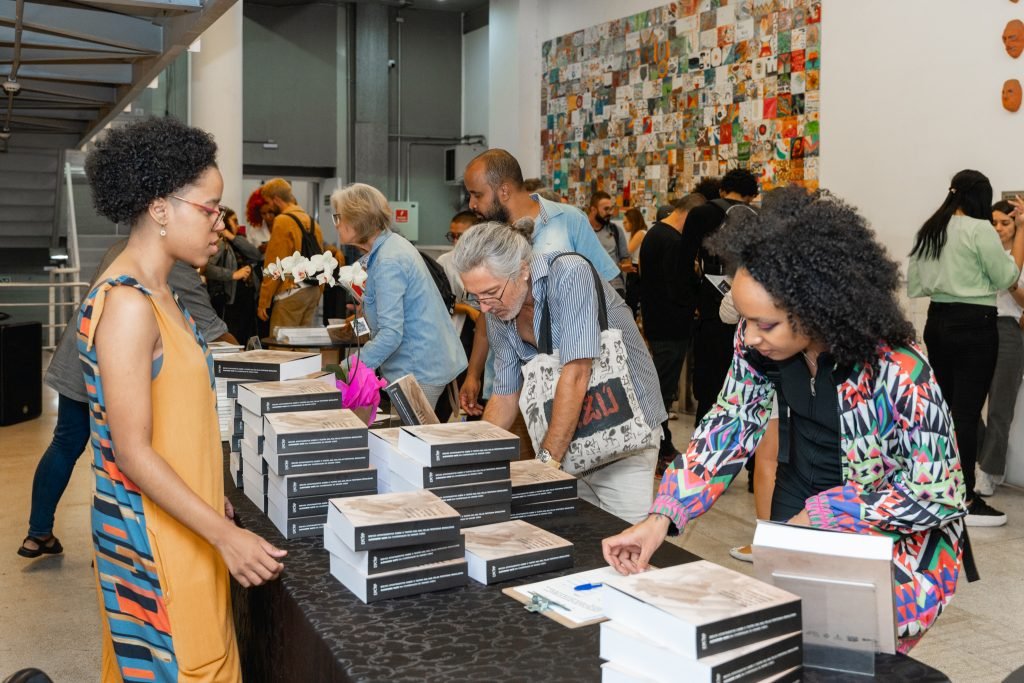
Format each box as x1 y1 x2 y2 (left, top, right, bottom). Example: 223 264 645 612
509 459 579 521
207 341 242 448
213 349 321 486
236 375 340 511
374 422 519 528
244 407 375 539
324 489 468 603
461 519 573 585
599 561 803 682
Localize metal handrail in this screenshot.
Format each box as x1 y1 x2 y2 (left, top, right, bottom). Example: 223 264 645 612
0 278 88 350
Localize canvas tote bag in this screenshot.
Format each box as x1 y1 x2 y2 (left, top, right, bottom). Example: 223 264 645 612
518 253 656 475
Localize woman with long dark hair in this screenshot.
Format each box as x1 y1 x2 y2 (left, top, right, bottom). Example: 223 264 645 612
603 186 967 652
908 170 1024 526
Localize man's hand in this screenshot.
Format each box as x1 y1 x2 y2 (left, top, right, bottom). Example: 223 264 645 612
257 307 269 322
460 374 484 416
602 514 671 575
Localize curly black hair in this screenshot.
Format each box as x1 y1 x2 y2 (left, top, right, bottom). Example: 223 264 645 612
84 116 217 226
707 186 916 367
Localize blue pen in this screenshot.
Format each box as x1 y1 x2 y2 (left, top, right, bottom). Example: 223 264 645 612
574 582 603 591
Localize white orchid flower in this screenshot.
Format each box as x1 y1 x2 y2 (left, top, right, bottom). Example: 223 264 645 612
309 253 327 272
264 261 281 279
280 251 303 271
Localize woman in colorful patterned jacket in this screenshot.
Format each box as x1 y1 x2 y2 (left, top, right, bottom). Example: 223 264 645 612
603 186 966 653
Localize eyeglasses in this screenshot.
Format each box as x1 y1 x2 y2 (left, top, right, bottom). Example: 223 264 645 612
171 195 226 226
444 231 463 244
332 213 343 225
467 277 512 307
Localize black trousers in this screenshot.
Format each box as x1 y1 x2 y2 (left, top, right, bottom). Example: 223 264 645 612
650 337 688 459
693 318 737 425
923 302 998 499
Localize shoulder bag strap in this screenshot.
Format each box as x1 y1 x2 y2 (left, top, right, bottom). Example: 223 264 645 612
538 252 608 355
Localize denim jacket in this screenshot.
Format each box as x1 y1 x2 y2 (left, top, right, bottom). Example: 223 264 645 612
359 231 467 386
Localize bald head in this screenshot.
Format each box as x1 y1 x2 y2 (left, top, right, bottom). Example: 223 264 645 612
467 149 524 193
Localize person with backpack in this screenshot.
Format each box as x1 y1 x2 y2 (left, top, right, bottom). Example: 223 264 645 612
257 177 327 331
330 183 467 410
587 191 632 300
679 168 760 424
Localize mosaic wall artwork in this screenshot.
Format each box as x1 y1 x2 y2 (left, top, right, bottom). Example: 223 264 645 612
540 0 821 218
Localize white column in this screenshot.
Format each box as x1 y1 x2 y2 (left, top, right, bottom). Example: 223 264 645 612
191 1 244 216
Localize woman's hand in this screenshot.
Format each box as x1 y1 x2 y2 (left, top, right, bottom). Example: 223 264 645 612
459 374 484 416
1010 194 1024 225
232 265 252 281
224 496 235 520
602 514 671 575
789 509 811 526
214 524 287 587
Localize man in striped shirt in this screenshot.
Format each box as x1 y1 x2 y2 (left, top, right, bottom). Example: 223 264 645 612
451 221 666 524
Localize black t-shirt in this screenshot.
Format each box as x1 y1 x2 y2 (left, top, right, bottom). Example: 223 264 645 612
679 199 745 320
638 222 699 341
761 353 846 521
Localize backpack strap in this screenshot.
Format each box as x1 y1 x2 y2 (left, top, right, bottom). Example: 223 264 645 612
284 212 311 234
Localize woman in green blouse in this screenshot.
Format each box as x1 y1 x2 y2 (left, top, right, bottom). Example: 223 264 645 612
908 169 1024 526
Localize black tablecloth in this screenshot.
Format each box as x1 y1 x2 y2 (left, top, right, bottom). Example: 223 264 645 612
226 477 949 682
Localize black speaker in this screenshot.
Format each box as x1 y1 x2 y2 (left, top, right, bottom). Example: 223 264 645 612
0 321 43 426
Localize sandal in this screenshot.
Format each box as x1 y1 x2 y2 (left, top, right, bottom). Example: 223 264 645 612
17 535 63 559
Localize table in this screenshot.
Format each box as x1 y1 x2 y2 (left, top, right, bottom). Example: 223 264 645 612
226 478 949 682
259 337 361 367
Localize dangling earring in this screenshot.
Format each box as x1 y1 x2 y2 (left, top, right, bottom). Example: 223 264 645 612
159 224 167 237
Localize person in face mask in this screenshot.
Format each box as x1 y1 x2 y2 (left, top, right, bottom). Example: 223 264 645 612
587 191 632 299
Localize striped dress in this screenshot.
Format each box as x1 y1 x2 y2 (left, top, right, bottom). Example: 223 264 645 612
79 275 240 682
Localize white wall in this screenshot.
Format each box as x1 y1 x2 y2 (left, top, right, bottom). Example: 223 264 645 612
501 0 1024 264
462 25 489 137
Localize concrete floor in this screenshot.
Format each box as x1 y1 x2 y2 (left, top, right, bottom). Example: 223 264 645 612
1 387 1023 681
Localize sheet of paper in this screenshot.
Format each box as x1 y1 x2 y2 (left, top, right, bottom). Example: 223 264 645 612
512 566 636 625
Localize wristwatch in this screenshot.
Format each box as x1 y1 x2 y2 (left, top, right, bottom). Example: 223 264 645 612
536 448 562 469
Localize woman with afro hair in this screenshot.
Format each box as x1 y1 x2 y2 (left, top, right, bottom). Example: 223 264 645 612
79 116 285 682
604 186 967 653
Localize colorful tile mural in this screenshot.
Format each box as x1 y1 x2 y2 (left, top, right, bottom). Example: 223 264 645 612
540 0 821 219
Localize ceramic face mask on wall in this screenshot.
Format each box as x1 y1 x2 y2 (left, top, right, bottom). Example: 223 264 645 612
1004 19 1024 58
1003 79 1022 112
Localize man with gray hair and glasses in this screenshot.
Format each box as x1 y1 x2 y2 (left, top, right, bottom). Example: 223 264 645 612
451 219 666 523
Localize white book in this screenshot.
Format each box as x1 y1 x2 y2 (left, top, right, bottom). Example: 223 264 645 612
603 561 802 659
328 554 468 604
326 489 461 551
397 422 519 468
241 406 264 436
368 428 402 486
213 349 321 381
599 622 802 683
323 524 466 576
266 496 325 539
236 377 340 415
264 409 368 456
462 519 573 585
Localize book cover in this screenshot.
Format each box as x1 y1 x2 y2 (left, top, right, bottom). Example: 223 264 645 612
264 409 368 455
387 473 512 511
328 554 467 604
389 443 511 490
462 519 573 585
223 378 255 399
267 497 326 539
510 459 579 504
397 422 519 468
267 467 378 499
600 623 802 683
458 502 512 528
752 520 897 655
237 379 342 416
603 561 802 659
324 525 466 575
384 374 440 426
510 497 579 522
213 350 321 381
265 447 371 477
240 407 264 436
326 489 461 551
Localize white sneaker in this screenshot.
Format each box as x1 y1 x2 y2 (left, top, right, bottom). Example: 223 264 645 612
975 470 1001 498
729 545 754 563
